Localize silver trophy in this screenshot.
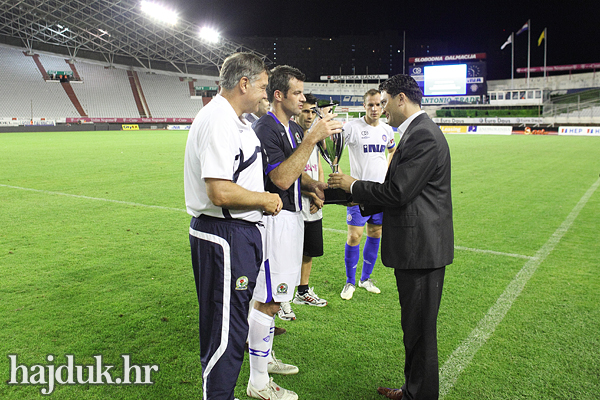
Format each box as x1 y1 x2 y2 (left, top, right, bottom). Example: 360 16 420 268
313 103 353 204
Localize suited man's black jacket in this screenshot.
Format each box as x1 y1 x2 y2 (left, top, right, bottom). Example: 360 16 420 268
352 113 454 269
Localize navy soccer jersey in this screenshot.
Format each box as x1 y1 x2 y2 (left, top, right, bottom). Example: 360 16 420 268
253 112 303 212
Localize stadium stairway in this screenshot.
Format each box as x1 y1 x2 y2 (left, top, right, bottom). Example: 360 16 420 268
60 81 87 117
25 51 87 117
127 70 151 118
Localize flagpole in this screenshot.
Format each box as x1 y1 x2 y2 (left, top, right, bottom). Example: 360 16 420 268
511 32 514 89
544 28 547 82
527 19 531 88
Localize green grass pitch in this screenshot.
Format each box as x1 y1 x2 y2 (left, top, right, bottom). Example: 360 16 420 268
1 130 599 399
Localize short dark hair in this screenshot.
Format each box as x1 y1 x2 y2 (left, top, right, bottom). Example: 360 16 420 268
267 65 306 103
304 93 318 106
379 74 422 107
363 88 380 103
219 52 268 91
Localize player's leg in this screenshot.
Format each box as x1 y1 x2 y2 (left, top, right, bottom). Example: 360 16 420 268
247 213 300 399
343 205 367 299
294 219 327 306
190 216 261 400
359 219 382 294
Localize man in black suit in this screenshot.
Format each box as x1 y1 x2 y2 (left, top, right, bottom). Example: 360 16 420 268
328 74 453 400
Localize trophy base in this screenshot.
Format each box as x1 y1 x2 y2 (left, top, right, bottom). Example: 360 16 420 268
324 188 353 205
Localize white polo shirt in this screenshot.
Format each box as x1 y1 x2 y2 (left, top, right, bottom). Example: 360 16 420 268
184 94 265 222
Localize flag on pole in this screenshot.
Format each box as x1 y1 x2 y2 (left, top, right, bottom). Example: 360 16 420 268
516 21 529 35
538 29 545 46
501 34 512 50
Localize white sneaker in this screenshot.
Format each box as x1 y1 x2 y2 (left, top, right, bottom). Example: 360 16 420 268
247 377 298 400
359 278 381 294
268 350 299 375
340 282 355 300
292 287 327 307
277 301 296 321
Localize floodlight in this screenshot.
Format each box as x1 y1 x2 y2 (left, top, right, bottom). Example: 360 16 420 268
199 27 220 43
141 1 178 25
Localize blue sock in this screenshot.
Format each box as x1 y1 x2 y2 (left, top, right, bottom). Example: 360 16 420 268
344 243 360 285
361 237 380 281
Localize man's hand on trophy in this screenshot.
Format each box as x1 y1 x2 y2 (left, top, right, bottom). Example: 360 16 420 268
307 113 343 144
327 172 356 193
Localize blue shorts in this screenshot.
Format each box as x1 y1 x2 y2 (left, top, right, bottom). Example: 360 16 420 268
346 205 383 226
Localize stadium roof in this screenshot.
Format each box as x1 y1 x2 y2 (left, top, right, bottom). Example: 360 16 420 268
0 0 268 75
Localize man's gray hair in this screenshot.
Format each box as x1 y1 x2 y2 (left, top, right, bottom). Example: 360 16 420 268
219 53 268 91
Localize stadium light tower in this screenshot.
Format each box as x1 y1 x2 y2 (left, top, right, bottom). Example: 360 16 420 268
141 1 178 25
199 27 220 43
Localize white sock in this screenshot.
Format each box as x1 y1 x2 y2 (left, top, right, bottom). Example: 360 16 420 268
266 317 275 363
248 308 273 390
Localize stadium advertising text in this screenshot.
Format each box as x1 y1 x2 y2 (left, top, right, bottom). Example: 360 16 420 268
440 126 513 135
558 126 600 136
421 96 481 104
409 53 486 63
320 74 389 81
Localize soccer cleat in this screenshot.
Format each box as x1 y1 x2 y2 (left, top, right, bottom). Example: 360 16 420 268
247 377 298 400
359 278 381 294
340 282 356 300
292 287 327 307
268 350 299 375
277 301 296 321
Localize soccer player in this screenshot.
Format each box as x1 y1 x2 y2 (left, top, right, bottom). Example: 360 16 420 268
340 89 396 300
184 53 282 400
248 65 342 400
293 93 327 307
243 98 270 124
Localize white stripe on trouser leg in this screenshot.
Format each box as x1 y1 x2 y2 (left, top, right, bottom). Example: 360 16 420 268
189 227 231 400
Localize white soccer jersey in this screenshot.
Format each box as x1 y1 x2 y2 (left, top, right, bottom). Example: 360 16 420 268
344 117 395 182
184 94 265 222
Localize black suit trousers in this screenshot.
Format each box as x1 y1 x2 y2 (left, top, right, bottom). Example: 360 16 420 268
395 267 445 400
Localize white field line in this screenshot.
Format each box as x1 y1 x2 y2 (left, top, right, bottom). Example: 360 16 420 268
454 245 535 260
1 184 535 259
439 176 600 398
2 183 549 261
0 184 186 213
325 228 533 260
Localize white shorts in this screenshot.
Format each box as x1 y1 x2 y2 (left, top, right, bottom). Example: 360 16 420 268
253 210 304 303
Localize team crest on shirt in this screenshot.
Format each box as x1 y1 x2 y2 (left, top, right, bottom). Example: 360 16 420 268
235 276 249 291
347 214 352 222
277 283 288 294
295 131 302 144
382 134 387 142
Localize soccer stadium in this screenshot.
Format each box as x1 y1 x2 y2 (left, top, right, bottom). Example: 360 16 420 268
1 1 599 399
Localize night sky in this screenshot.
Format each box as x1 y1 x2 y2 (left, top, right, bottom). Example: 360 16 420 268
168 0 598 80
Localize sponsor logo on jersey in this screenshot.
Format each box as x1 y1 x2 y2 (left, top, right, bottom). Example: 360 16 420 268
360 130 369 138
235 276 249 290
362 144 386 153
277 283 288 294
